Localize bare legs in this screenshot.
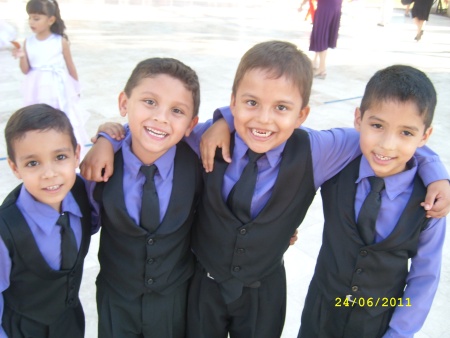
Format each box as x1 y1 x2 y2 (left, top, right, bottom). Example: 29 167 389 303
313 50 327 79
413 17 425 41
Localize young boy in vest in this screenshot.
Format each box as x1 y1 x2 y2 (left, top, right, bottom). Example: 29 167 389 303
192 42 449 338
82 42 450 337
0 104 92 338
87 58 202 338
298 65 446 338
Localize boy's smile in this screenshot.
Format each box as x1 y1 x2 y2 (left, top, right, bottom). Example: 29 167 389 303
119 75 198 165
230 68 309 154
355 100 432 178
7 129 80 212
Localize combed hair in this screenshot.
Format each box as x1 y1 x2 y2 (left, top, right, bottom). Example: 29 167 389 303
124 57 201 117
360 65 436 128
5 104 77 162
232 40 313 109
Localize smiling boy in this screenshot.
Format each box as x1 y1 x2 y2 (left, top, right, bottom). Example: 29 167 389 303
298 65 446 338
90 57 202 338
0 104 92 338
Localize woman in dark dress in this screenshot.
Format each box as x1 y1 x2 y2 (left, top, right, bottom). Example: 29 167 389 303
411 0 433 41
309 0 344 79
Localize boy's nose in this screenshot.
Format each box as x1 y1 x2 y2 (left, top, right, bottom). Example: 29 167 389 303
379 133 397 150
42 165 58 178
257 107 271 123
152 107 169 123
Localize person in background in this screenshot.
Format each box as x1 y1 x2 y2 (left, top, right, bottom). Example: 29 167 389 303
411 0 433 41
309 0 344 79
12 0 90 157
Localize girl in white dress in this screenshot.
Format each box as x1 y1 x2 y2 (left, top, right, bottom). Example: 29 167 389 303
13 0 90 158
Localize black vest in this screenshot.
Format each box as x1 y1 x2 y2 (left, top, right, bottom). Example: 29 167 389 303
315 156 429 316
95 142 201 298
0 176 91 325
192 129 316 285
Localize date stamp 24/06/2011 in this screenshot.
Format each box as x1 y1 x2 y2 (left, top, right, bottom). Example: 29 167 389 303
335 296 412 308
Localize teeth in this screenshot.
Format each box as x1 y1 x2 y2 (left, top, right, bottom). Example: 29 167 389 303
146 127 167 138
251 129 273 138
46 185 60 191
375 153 392 161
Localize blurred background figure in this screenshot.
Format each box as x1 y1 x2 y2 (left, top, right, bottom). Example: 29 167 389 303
309 0 344 79
378 0 393 26
411 0 433 41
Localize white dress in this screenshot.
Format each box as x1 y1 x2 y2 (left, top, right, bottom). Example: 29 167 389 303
23 33 90 157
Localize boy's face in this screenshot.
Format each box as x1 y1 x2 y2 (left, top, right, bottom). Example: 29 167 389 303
230 68 309 154
7 129 80 212
354 100 432 178
119 74 199 164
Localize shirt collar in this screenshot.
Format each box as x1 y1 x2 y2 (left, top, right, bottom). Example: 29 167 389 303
234 133 286 168
122 133 175 181
17 184 82 236
357 156 418 200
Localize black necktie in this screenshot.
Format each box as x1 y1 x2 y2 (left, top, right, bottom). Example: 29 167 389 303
227 149 264 224
57 212 78 270
357 176 385 245
140 165 160 233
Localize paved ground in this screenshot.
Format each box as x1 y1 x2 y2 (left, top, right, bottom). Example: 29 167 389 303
0 0 449 337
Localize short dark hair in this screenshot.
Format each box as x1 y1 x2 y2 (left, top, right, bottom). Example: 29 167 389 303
360 65 436 129
232 40 313 109
5 104 77 162
123 57 200 117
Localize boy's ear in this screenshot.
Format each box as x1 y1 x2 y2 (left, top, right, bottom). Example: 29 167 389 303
354 108 362 131
418 126 433 147
74 144 81 168
230 94 236 117
295 106 310 128
118 92 128 117
7 158 22 180
184 116 199 137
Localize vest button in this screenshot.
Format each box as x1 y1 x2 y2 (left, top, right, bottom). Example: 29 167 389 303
352 285 359 292
360 250 368 257
356 268 363 274
147 278 154 285
147 258 154 264
236 248 245 254
233 266 241 272
239 229 247 235
147 238 155 245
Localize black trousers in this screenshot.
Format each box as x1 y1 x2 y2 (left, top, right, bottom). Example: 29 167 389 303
97 277 188 338
298 279 394 338
187 263 286 338
3 302 84 338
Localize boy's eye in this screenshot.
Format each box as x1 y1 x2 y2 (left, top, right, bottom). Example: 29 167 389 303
246 100 257 107
371 123 383 129
26 161 38 167
276 105 287 111
144 99 155 105
172 108 184 115
56 154 68 161
402 130 413 137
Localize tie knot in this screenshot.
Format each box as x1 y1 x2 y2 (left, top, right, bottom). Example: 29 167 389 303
368 176 385 193
140 164 157 180
56 212 70 228
247 149 264 164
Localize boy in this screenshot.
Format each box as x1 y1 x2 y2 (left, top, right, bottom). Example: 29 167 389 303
83 41 449 337
189 42 449 338
298 65 446 338
89 57 202 338
0 104 92 338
